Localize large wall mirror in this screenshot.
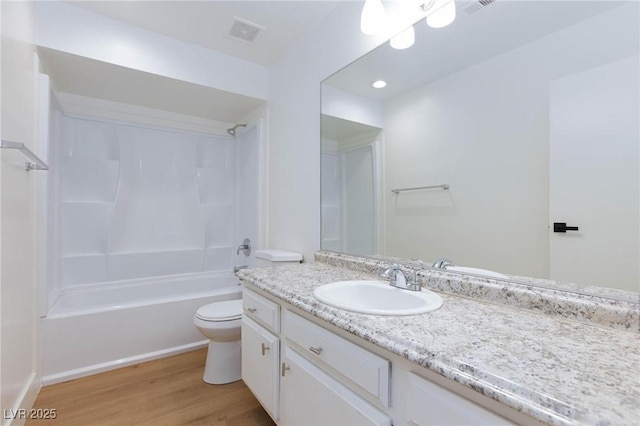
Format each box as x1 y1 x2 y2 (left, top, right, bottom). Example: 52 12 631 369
321 1 639 296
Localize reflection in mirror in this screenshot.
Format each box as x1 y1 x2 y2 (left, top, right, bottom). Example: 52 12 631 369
321 116 382 256
321 1 639 296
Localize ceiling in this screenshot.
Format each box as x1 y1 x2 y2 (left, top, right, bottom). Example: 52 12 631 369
42 1 343 124
68 1 340 66
324 1 626 100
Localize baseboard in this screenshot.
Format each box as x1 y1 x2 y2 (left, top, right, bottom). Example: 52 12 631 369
41 341 208 386
2 372 40 426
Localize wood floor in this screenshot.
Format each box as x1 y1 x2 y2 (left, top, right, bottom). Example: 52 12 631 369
28 348 275 426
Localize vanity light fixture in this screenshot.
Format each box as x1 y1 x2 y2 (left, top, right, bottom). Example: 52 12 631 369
372 80 387 89
361 0 387 35
390 26 415 49
360 0 457 49
426 0 456 28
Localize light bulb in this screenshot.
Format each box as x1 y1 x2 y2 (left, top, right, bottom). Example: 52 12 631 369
427 0 456 29
361 0 386 35
390 26 415 50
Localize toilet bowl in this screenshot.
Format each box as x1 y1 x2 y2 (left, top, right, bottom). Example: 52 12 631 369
194 249 302 385
193 299 243 384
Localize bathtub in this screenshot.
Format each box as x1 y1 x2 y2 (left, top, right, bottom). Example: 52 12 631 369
42 272 241 385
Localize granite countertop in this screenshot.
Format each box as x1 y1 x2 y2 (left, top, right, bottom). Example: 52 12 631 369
237 262 640 426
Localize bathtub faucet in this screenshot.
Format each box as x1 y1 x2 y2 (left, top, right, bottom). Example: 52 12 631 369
233 265 248 273
237 238 251 256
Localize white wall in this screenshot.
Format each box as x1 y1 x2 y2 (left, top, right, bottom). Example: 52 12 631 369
267 2 386 260
1 0 41 421
35 1 268 101
382 3 638 278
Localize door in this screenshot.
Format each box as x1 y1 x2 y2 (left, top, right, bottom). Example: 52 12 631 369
241 317 279 421
280 346 390 426
549 55 639 290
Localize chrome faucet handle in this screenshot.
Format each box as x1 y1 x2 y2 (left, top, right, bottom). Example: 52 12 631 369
408 268 426 291
379 264 400 279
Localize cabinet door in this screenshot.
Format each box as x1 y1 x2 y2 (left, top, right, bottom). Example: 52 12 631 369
407 373 512 425
281 346 390 426
241 317 279 421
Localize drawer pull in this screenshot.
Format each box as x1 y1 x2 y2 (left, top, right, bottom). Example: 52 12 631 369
247 307 257 313
261 343 270 356
281 363 290 377
309 346 323 355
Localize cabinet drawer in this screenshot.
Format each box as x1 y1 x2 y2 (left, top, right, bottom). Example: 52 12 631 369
407 373 512 425
243 288 280 333
281 345 390 426
283 310 390 407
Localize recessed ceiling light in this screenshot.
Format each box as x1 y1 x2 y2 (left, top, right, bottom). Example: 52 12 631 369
372 80 387 89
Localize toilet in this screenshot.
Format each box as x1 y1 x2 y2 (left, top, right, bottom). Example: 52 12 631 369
193 249 303 384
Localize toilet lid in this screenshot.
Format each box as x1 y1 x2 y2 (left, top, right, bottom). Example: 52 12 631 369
196 300 243 321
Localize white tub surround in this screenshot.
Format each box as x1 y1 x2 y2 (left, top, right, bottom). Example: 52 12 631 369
42 273 240 385
236 262 640 426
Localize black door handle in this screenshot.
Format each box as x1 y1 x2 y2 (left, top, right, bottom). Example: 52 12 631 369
553 222 579 233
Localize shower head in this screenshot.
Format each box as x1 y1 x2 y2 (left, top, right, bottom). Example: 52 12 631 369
227 124 247 137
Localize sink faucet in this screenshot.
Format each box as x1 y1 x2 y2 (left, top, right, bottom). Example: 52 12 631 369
380 265 422 291
432 258 454 269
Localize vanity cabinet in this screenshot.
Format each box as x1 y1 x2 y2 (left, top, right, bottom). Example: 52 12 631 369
241 316 279 421
404 372 512 426
241 289 281 421
281 346 389 426
242 287 512 426
282 310 390 408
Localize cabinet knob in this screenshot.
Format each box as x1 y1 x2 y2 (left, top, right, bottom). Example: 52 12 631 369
309 346 323 355
247 307 257 313
261 343 270 356
281 363 290 377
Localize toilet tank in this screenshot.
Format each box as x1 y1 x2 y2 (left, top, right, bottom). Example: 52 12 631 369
254 249 303 267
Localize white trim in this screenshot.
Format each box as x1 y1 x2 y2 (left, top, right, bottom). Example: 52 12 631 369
41 341 207 386
3 372 40 426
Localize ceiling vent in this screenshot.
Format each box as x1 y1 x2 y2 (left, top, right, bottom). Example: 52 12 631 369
228 18 264 43
460 0 496 15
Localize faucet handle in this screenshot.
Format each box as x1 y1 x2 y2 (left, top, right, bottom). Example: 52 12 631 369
380 264 399 278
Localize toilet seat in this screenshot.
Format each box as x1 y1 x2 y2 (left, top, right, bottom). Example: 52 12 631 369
196 299 242 322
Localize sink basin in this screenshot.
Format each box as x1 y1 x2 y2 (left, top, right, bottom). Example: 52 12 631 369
313 280 443 316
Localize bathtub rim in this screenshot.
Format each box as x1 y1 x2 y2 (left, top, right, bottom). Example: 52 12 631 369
47 270 241 319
